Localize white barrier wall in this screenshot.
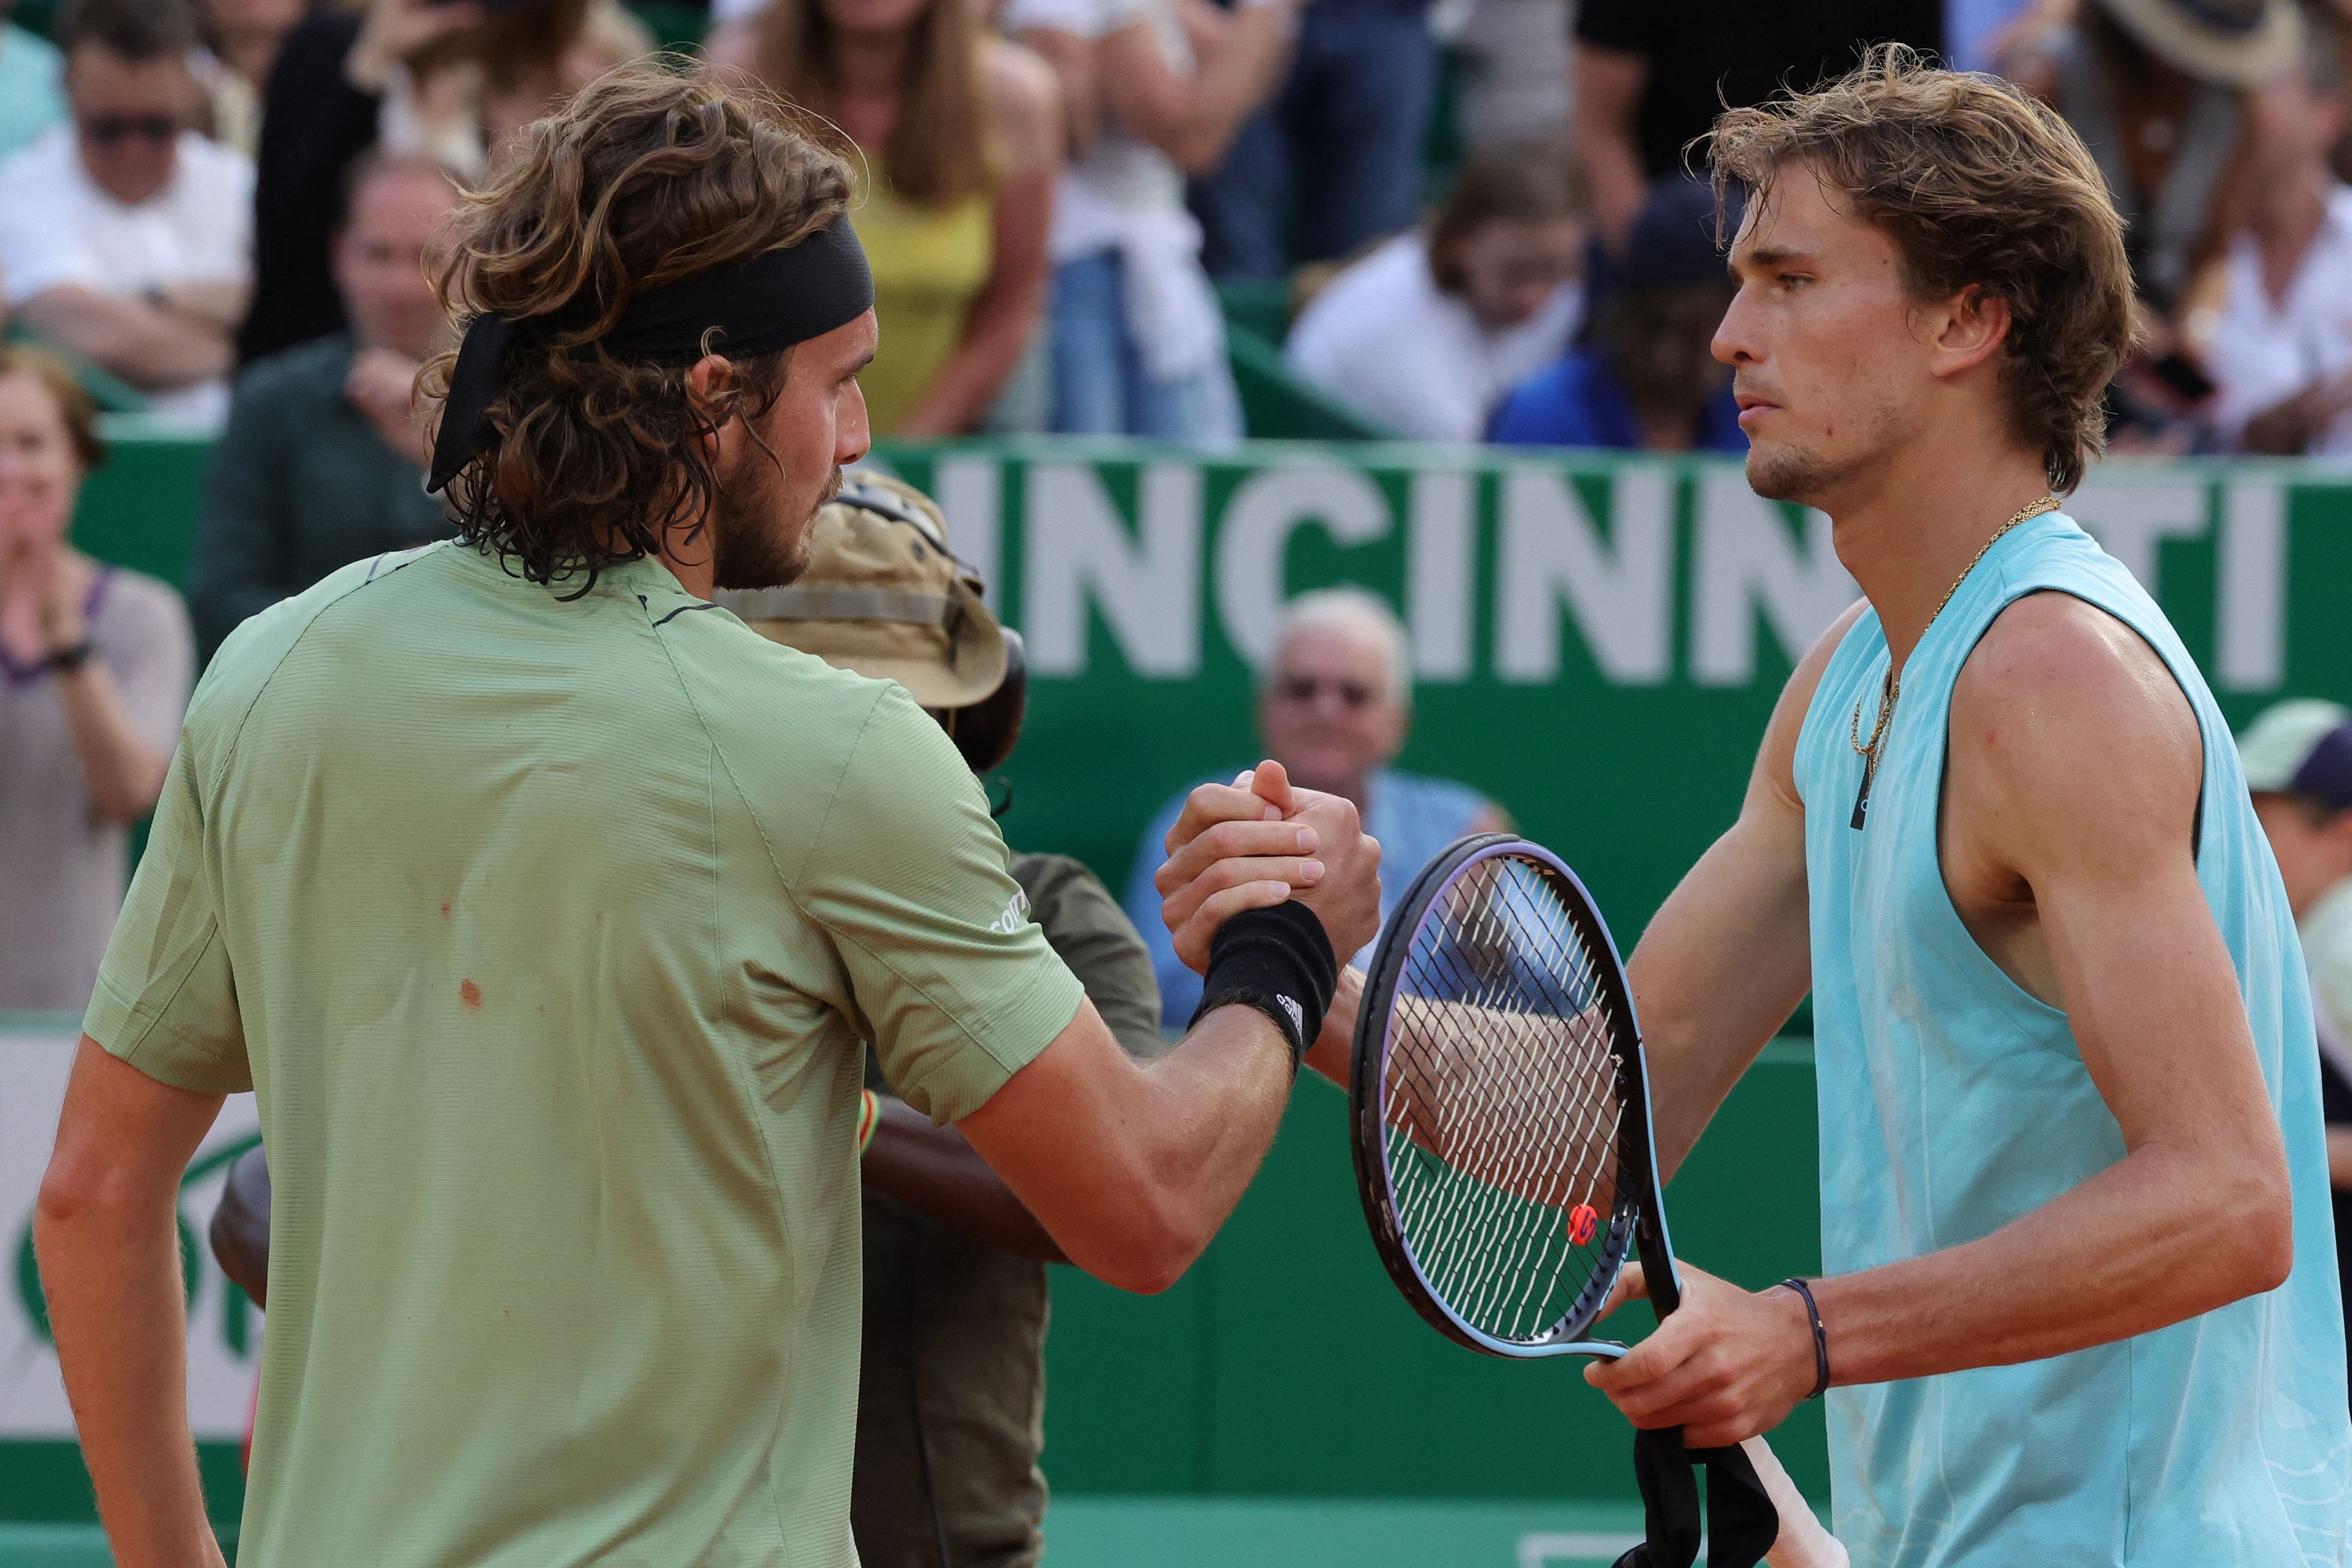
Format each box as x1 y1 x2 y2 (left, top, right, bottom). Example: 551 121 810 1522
2 1020 262 1440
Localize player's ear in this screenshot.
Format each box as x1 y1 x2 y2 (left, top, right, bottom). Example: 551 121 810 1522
685 354 739 460
1930 283 2011 377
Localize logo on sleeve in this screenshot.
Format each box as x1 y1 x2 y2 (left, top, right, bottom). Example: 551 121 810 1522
1278 995 1304 1035
988 887 1033 936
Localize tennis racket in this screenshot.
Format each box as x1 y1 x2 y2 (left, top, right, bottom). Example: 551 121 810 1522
1348 833 1845 1568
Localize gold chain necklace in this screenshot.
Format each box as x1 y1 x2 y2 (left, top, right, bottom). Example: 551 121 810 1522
1847 494 2062 828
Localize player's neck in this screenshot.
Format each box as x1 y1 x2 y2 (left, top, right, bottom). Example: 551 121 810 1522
652 545 717 602
1828 437 2051 675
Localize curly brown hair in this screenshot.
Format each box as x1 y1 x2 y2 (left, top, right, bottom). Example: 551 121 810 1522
1704 44 2135 493
422 61 852 590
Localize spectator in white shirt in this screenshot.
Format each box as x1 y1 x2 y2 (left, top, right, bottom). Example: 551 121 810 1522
2206 47 2352 456
1007 0 1293 441
0 0 253 430
1285 142 1586 443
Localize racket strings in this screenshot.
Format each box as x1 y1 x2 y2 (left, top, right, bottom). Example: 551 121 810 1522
1378 856 1634 1344
1466 873 1625 1324
1399 916 1594 1341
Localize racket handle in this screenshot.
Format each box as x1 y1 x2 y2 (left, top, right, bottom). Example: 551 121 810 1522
1737 1436 1848 1568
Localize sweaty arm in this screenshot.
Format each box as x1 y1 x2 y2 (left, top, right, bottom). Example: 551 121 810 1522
1589 595 2297 1446
1627 604 1853 1177
18 287 233 392
38 1039 230 1568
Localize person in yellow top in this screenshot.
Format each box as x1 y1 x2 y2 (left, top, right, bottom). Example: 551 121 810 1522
709 0 1062 435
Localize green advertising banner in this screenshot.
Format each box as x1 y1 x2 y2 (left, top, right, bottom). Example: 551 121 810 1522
71 432 2350 930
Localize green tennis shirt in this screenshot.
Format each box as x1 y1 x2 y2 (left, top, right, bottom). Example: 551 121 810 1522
83 541 1088 1568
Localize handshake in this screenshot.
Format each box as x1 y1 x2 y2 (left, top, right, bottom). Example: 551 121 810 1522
1149 759 1385 1001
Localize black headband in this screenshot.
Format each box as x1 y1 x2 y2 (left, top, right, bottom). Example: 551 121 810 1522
426 218 874 494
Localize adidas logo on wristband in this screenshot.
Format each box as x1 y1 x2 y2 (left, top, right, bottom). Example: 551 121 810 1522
1279 996 1304 1035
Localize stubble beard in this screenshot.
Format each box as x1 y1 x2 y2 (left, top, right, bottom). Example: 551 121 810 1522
709 455 844 591
1745 439 1841 508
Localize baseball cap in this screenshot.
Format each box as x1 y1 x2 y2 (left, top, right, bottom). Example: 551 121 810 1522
2237 698 2352 808
720 472 1009 710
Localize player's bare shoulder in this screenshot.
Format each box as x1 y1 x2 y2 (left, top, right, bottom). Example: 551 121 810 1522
1950 590 2201 864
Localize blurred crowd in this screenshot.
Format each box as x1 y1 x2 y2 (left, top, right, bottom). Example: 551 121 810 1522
0 0 2344 463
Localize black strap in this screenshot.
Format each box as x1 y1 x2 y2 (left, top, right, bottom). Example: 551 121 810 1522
1778 1277 1831 1400
1610 1427 1780 1568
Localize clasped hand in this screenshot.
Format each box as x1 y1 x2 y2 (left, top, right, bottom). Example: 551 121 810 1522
1151 760 1382 975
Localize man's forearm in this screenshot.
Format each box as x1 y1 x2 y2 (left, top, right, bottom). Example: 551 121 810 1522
19 289 231 390
962 995 1299 1293
1121 1004 1298 1273
34 1179 223 1567
864 1097 1069 1262
155 280 250 335
1810 1138 2289 1388
53 663 171 824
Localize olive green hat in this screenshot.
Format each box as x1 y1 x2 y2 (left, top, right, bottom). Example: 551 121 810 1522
720 472 1008 710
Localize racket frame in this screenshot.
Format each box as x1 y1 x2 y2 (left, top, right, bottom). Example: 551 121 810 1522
1348 833 1683 1361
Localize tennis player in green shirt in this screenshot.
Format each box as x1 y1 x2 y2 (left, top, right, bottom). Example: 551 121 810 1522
34 66 1377 1568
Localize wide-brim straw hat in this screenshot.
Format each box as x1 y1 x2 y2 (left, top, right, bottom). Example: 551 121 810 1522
721 472 1008 711
2096 0 2303 87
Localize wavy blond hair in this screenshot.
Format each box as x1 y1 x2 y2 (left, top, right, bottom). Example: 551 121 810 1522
421 62 852 589
1705 44 2136 493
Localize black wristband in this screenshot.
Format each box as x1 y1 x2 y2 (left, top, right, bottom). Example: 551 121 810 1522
1777 1277 1831 1400
43 640 94 674
1188 901 1338 1070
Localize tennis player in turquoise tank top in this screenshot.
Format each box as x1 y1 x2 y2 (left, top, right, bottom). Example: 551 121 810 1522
1567 50 2352 1568
1135 48 2352 1568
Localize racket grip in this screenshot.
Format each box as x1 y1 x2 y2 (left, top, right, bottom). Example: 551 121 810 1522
1738 1436 1848 1568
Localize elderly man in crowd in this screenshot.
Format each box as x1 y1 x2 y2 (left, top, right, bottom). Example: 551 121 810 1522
1124 587 1507 1028
189 153 458 662
0 0 251 429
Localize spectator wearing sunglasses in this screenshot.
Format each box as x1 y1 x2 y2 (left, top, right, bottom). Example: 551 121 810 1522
0 0 252 430
1123 587 1508 1028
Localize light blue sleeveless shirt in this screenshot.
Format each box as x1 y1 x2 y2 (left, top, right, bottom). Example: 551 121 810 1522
1792 510 2350 1567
